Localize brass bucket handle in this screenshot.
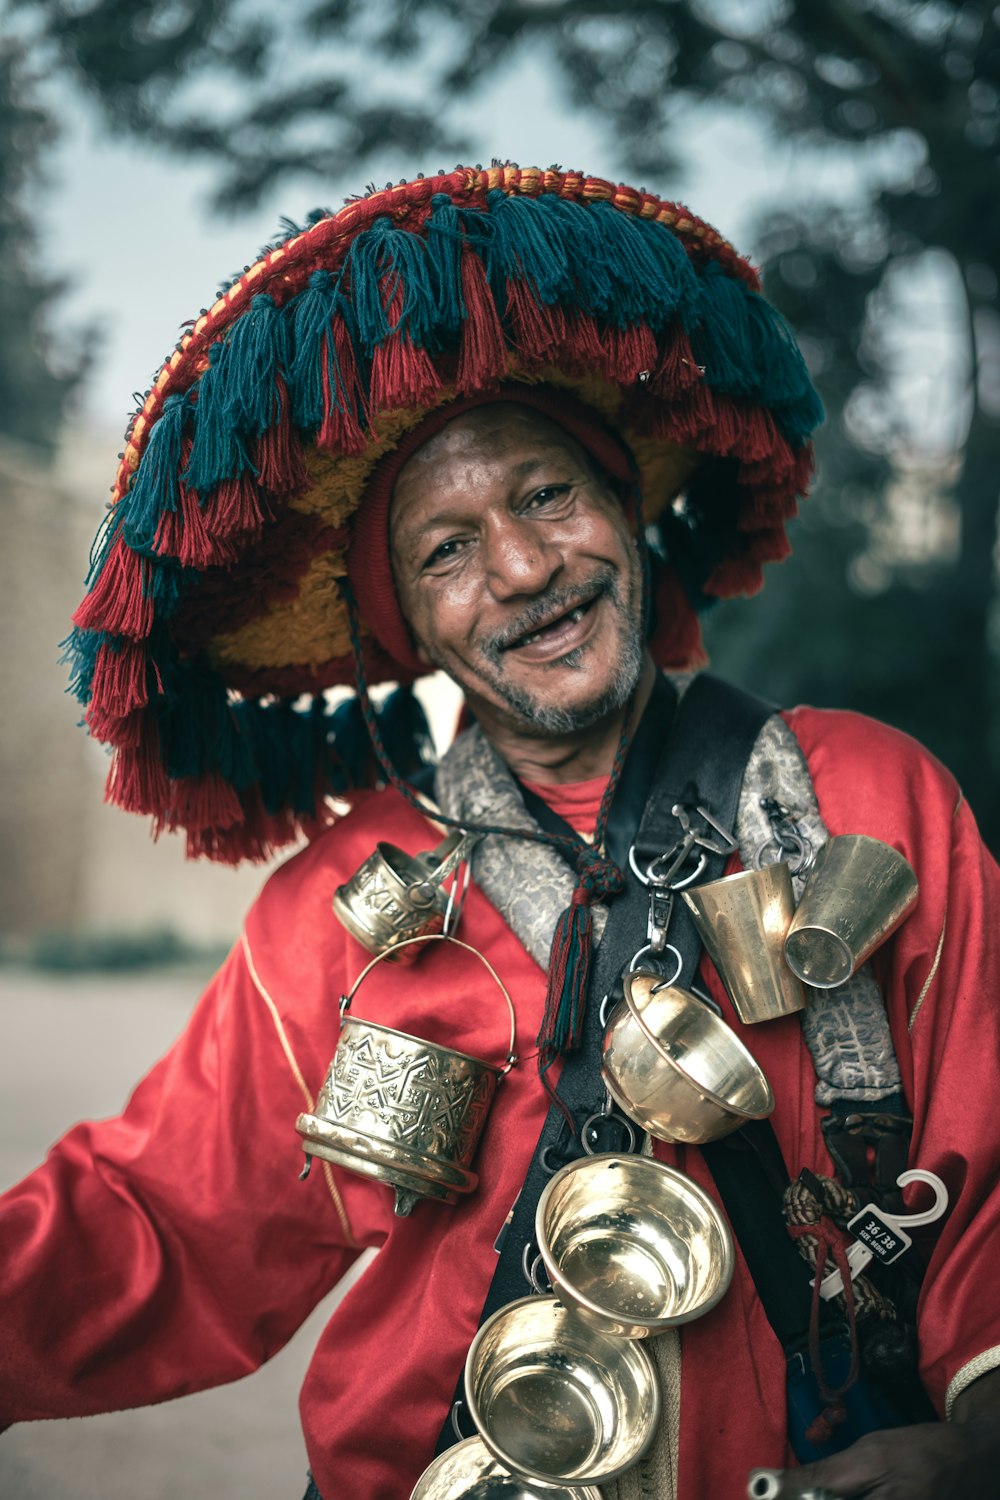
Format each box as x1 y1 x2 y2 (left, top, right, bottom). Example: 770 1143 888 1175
339 933 519 1074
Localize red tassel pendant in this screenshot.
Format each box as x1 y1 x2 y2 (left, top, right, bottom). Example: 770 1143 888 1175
73 537 154 639
456 251 507 393
318 326 367 456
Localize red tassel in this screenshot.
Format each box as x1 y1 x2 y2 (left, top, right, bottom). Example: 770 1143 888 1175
456 251 507 393
104 723 169 815
369 331 442 411
255 376 310 497
704 553 765 598
159 771 243 834
561 311 606 373
654 325 703 394
73 537 154 639
88 637 148 718
203 470 271 542
156 481 240 567
318 326 367 456
648 567 708 671
600 321 659 384
506 279 569 367
731 405 780 464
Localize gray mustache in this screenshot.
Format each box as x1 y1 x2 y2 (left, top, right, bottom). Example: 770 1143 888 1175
477 569 616 663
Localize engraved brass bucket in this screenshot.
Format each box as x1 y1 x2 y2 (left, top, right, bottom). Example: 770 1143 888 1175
332 829 478 962
783 834 919 989
295 935 517 1216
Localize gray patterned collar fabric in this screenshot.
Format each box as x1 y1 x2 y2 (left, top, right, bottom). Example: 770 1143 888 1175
434 673 900 1105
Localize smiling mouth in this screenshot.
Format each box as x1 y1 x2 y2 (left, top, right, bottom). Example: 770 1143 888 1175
498 593 604 657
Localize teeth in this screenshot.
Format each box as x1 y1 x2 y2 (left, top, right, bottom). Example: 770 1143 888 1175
515 604 587 648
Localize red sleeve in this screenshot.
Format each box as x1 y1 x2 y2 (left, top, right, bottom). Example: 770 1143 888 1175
786 706 1000 1415
0 939 363 1426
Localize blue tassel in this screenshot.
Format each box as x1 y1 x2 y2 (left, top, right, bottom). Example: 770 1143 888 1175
287 269 336 430
143 556 189 618
346 215 438 354
120 393 189 554
692 263 824 440
483 189 574 307
603 209 704 329
60 626 107 704
329 694 375 788
690 261 761 395
378 685 436 779
183 342 254 493
218 293 289 435
424 193 466 334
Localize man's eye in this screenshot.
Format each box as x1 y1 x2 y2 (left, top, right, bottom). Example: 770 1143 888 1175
423 537 465 569
525 484 571 508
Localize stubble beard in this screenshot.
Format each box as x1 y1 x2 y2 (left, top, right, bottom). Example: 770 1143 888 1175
426 561 646 738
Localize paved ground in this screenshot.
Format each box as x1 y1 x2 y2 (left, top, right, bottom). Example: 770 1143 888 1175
0 968 370 1500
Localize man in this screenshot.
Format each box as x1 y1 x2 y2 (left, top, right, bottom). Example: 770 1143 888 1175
1 165 998 1500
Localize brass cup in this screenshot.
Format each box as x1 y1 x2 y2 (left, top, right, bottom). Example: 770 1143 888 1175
681 863 806 1024
409 1436 603 1499
602 973 774 1144
296 935 517 1216
535 1154 734 1338
333 830 475 962
465 1295 659 1488
783 835 919 989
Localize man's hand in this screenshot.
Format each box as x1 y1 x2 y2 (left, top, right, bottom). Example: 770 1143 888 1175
752 1368 1000 1498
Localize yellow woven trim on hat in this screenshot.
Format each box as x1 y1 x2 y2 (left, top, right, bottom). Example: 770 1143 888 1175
210 549 353 672
288 402 452 523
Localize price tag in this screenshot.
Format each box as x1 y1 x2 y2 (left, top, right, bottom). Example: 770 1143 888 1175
847 1204 912 1265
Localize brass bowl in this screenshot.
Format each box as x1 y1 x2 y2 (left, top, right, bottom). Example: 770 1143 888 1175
535 1154 734 1338
602 973 774 1144
409 1435 603 1498
464 1295 659 1487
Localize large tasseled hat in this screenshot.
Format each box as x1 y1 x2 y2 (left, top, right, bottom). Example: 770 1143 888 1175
66 162 822 864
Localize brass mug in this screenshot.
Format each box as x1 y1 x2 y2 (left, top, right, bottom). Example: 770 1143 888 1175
332 829 479 962
783 834 919 989
296 935 517 1216
681 862 806 1024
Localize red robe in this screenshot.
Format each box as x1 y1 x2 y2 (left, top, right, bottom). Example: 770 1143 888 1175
1 707 999 1500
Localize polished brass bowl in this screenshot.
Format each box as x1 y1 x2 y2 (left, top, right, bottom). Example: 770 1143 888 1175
602 973 774 1144
535 1154 734 1338
464 1295 659 1487
409 1435 603 1498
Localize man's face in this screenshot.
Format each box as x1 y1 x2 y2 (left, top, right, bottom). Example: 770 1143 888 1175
390 405 644 739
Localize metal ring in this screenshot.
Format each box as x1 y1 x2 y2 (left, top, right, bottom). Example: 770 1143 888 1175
540 1143 571 1176
629 942 683 987
521 1245 550 1295
581 1109 637 1156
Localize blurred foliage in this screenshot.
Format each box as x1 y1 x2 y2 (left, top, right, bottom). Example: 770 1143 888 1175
9 0 1000 846
0 925 228 971
0 39 83 450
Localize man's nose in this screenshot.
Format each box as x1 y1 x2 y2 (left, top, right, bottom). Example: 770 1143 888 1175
483 515 563 599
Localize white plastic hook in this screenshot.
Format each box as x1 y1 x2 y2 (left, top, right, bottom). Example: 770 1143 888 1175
814 1168 949 1301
